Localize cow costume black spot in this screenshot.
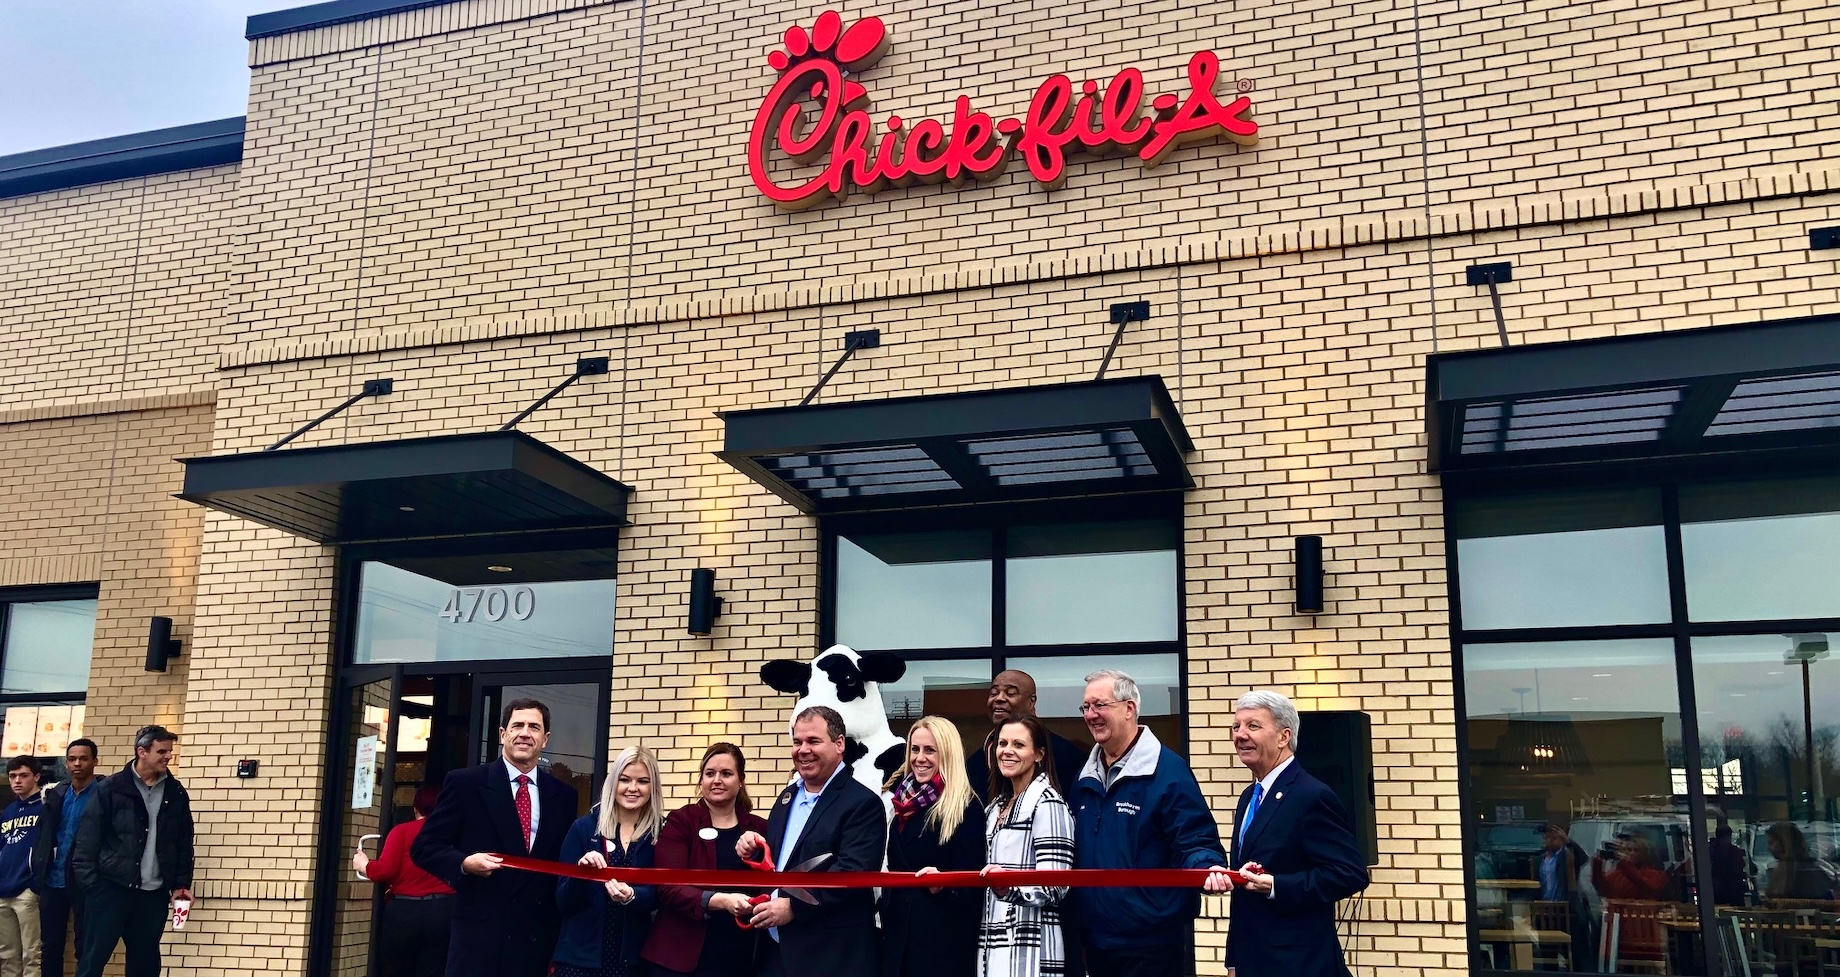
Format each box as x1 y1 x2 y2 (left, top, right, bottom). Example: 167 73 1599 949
759 644 907 798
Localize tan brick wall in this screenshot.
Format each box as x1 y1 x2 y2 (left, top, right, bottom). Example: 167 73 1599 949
0 0 1834 972
0 404 212 744
0 167 236 413
218 0 1840 343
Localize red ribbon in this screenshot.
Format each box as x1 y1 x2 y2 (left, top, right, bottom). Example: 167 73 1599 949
491 853 1244 889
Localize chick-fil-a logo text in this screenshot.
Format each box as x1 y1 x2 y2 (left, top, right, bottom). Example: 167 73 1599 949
747 12 1259 211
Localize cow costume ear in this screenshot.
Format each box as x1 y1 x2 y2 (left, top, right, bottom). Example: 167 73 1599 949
873 742 905 779
760 659 812 696
857 653 906 684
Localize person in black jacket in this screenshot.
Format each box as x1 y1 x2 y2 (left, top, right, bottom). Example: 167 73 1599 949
70 726 194 977
411 698 578 977
1208 690 1367 977
735 706 885 977
881 717 984 977
32 739 100 977
965 671 1088 806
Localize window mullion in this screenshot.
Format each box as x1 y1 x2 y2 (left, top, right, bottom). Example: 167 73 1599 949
992 524 1008 656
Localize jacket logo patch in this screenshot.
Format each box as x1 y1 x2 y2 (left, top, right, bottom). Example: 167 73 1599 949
1113 801 1141 816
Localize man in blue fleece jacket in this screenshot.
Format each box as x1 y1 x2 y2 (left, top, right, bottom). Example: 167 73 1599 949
0 755 46 977
1069 669 1228 977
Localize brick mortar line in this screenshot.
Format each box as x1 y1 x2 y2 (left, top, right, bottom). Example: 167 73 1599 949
248 0 621 68
0 390 218 428
219 168 1840 371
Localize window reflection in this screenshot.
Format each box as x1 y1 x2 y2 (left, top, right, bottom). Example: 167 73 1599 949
1681 478 1840 622
1008 653 1182 758
1453 490 1670 631
877 658 991 762
1 599 96 694
1006 521 1178 645
1464 639 1697 974
835 532 992 651
1691 634 1839 912
352 562 615 664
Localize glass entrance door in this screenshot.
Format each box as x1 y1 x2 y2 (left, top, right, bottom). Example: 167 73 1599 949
314 544 621 977
327 670 398 977
316 664 609 977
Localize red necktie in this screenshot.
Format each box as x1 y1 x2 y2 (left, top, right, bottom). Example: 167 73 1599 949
514 775 533 851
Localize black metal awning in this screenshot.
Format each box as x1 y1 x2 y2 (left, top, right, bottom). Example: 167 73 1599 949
179 431 632 547
718 376 1193 514
1428 315 1840 479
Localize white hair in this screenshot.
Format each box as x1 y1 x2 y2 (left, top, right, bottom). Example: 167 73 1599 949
1084 668 1141 707
1233 689 1301 750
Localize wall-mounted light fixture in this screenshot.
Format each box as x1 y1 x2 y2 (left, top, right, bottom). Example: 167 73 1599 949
145 617 183 672
688 568 724 636
1295 536 1325 615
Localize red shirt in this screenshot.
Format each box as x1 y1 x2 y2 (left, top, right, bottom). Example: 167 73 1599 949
368 819 453 898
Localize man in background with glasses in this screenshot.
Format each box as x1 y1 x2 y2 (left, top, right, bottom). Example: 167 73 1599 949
1068 668 1227 977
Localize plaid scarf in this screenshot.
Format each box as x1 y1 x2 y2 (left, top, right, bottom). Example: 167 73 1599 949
890 773 942 825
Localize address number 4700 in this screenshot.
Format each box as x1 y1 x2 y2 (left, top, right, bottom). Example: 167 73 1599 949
439 587 536 623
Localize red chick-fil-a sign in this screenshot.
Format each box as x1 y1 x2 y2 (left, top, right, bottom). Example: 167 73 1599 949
747 11 1259 211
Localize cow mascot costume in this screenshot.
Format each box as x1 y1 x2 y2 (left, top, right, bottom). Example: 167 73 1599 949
759 644 907 797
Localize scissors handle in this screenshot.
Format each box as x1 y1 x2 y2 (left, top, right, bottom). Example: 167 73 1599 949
734 892 774 929
740 838 775 874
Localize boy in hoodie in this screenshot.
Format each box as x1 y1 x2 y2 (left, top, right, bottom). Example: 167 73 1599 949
0 755 45 977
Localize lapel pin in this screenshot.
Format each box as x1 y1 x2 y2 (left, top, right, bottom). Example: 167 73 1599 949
699 827 719 841
1275 792 1283 801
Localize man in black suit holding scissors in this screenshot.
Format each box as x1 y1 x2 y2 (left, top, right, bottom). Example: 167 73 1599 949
736 705 885 977
413 697 579 977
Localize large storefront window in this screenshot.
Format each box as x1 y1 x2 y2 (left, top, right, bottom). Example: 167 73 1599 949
1454 479 1840 975
836 532 993 650
0 585 97 771
1690 633 1840 907
829 500 1185 760
1454 491 1671 631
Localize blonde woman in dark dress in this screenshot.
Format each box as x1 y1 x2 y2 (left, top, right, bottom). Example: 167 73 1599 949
883 717 985 977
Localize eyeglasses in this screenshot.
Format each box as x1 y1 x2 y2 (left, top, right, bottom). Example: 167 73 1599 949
1078 699 1124 715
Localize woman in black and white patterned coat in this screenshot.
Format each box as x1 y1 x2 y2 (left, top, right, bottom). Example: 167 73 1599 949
976 715 1075 977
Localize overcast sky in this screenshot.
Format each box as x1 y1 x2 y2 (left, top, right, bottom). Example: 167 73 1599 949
0 0 302 156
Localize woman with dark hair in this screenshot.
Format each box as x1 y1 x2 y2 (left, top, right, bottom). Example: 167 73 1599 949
641 743 769 977
883 716 985 977
354 784 454 977
977 715 1074 977
1764 821 1837 901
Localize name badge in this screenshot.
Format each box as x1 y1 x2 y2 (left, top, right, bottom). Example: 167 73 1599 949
698 827 719 841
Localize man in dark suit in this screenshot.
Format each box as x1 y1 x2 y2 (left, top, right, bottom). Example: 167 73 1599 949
965 669 1089 803
1206 690 1368 977
412 697 578 977
736 705 885 977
